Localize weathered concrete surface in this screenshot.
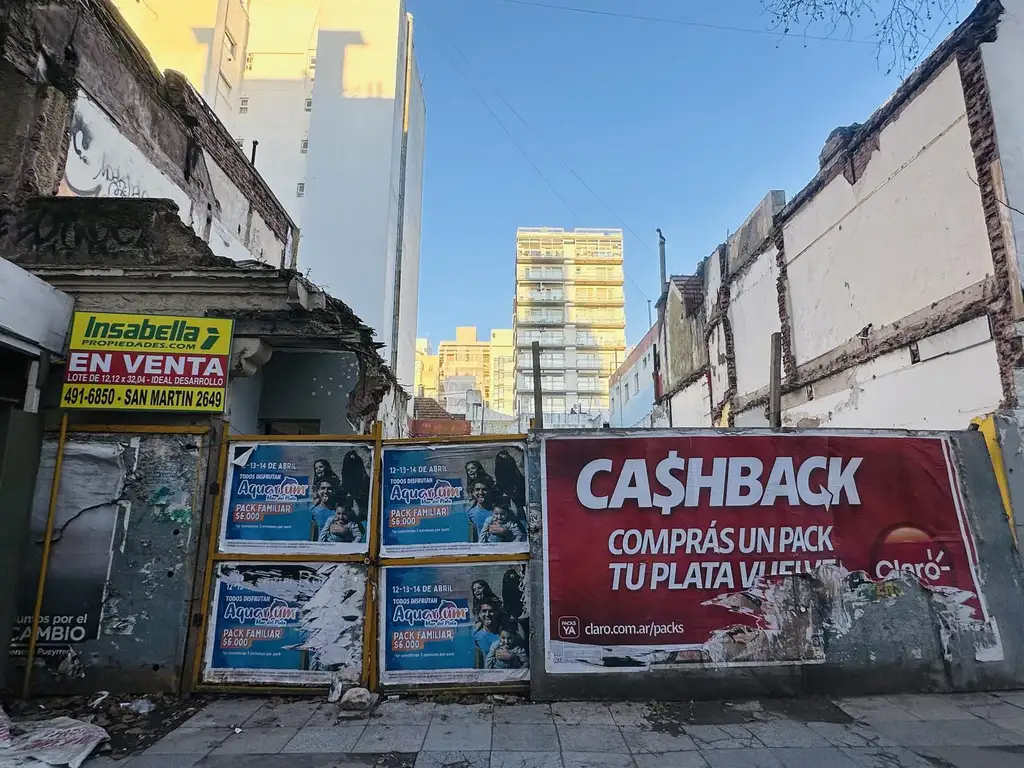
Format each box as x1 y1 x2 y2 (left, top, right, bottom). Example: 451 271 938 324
97 692 1024 767
527 428 1024 702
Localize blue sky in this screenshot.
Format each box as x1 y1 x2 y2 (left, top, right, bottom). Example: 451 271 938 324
406 0 960 347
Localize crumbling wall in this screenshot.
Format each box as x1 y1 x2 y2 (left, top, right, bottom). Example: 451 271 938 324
657 0 1018 431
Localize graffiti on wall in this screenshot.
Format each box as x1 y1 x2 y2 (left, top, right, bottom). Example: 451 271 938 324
58 96 192 212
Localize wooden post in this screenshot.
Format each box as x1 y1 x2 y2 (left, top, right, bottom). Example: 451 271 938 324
769 332 782 431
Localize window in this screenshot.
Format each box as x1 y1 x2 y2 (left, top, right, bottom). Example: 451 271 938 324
300 139 309 153
218 71 232 93
296 182 305 197
239 97 249 114
624 383 630 401
642 355 648 369
235 137 244 149
304 97 313 111
634 372 640 392
225 30 237 58
308 55 317 69
262 419 319 435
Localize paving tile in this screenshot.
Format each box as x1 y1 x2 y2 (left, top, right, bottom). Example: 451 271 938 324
199 756 408 768
351 725 427 753
422 721 492 751
831 697 919 723
684 724 758 750
632 754 708 768
280 725 366 753
495 704 554 724
620 726 698 754
608 703 653 727
430 703 493 724
914 745 1024 768
886 694 977 721
550 702 615 725
243 700 321 728
368 701 436 725
208 727 300 755
185 699 268 728
701 748 784 767
769 747 861 768
947 692 1005 707
992 717 1024 741
122 756 206 768
303 703 371 727
961 702 1024 720
745 722 830 749
564 753 641 768
493 723 559 751
805 721 895 748
993 692 1024 709
836 748 933 768
414 750 490 768
144 727 230 755
557 724 628 753
870 718 1011 747
490 752 563 768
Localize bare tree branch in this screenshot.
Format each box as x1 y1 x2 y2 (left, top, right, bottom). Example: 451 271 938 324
762 0 962 75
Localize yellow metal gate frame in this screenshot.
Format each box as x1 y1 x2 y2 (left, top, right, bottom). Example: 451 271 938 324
190 427 531 695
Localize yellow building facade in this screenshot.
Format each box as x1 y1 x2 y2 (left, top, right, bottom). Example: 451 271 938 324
414 339 439 400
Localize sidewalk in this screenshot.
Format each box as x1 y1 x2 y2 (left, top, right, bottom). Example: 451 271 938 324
88 691 1024 768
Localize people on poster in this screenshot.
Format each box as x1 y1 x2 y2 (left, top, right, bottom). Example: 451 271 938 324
318 492 365 543
341 450 371 524
472 599 502 659
381 444 529 554
479 499 527 543
486 621 529 670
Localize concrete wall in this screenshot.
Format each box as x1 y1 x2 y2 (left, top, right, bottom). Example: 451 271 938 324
982 0 1024 302
730 245 781 405
670 377 711 427
527 427 1024 701
783 60 992 367
258 351 362 435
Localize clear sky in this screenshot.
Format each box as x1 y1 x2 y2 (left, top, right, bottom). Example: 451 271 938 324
406 0 960 348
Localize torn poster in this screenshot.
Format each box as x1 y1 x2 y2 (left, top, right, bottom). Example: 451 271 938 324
541 433 989 673
0 707 108 768
203 562 366 685
219 442 374 555
10 438 132 659
380 563 530 686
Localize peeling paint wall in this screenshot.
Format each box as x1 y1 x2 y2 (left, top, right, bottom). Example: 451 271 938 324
10 431 207 694
783 60 993 367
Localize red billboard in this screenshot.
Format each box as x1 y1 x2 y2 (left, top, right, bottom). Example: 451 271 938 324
542 433 986 671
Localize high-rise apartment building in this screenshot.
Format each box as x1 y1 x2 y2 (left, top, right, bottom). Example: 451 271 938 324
437 327 491 408
489 329 516 416
514 228 627 425
414 339 439 400
110 0 425 390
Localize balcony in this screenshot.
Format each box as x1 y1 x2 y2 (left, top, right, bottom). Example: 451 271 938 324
517 313 564 326
519 269 565 281
577 359 619 374
572 273 623 285
518 290 565 304
573 249 623 264
517 248 564 264
573 294 624 306
515 334 565 348
517 354 565 368
573 315 626 328
575 335 625 348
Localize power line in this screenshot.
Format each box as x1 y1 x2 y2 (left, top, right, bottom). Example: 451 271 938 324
449 42 654 302
442 46 582 222
480 0 883 47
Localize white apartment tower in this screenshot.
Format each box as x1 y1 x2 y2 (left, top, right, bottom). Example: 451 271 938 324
112 0 426 389
513 228 627 426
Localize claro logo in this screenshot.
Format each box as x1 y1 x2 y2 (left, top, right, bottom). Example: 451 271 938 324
871 524 956 586
81 316 221 350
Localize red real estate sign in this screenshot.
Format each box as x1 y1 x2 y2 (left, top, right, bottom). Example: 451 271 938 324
543 434 985 666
